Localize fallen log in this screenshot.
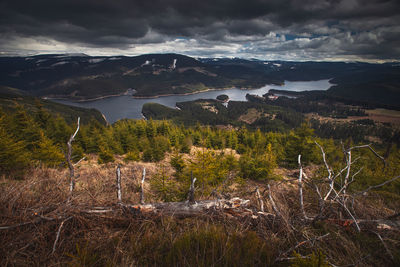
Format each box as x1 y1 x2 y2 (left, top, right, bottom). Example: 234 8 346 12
123 197 251 217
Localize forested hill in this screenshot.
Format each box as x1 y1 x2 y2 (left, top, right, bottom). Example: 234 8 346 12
1 53 399 108
0 86 106 125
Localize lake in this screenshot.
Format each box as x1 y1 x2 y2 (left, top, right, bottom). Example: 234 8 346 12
53 79 333 123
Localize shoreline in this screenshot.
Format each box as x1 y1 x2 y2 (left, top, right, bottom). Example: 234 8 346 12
43 92 128 102
131 87 239 99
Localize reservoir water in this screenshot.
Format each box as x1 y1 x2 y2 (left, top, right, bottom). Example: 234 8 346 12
53 79 333 123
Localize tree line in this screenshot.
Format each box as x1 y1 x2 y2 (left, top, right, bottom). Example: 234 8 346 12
1 103 399 195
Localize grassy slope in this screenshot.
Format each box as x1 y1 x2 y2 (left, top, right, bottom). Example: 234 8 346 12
1 153 399 266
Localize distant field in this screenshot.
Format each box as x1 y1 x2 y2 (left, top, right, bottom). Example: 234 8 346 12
306 108 400 126
366 108 400 125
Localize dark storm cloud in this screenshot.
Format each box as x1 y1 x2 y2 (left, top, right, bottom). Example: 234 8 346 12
0 0 399 60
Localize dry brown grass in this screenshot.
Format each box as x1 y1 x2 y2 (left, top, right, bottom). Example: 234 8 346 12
1 161 400 266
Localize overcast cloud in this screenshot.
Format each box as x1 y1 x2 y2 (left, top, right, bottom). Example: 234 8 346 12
0 0 399 61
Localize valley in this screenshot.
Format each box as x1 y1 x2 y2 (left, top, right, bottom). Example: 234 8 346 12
1 53 400 267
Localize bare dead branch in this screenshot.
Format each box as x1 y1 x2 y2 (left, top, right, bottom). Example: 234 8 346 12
124 197 250 217
188 171 197 204
267 184 281 218
82 207 113 214
354 175 400 196
333 167 363 200
337 199 361 232
73 156 86 166
298 155 311 220
52 216 73 254
67 117 80 202
315 141 332 180
347 144 385 165
255 187 264 212
343 150 351 197
116 164 122 204
140 167 146 205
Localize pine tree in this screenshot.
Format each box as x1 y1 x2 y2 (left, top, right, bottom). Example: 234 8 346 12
0 119 30 177
33 132 64 167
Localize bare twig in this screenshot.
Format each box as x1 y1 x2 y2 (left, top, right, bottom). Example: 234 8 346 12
347 144 385 165
73 156 86 166
354 175 400 196
315 141 332 180
52 216 73 254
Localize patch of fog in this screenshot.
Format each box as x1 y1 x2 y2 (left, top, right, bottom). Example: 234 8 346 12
108 57 122 61
88 58 106 64
273 63 281 67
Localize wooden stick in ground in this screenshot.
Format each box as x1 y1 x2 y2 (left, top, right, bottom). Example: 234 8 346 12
67 117 80 202
140 167 146 205
188 171 196 203
116 164 122 204
298 155 310 220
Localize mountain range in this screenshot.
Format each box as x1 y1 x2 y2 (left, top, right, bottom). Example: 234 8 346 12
0 53 399 107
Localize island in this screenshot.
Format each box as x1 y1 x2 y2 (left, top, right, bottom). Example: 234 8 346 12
216 94 229 102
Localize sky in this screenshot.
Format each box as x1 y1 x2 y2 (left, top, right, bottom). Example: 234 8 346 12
0 0 399 62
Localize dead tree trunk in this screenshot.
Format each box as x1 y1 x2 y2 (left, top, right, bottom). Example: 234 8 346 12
125 197 250 217
67 117 80 202
188 171 196 203
255 187 264 212
140 167 146 205
116 164 122 204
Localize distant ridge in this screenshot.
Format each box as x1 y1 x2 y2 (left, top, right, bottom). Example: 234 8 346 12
0 53 399 107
